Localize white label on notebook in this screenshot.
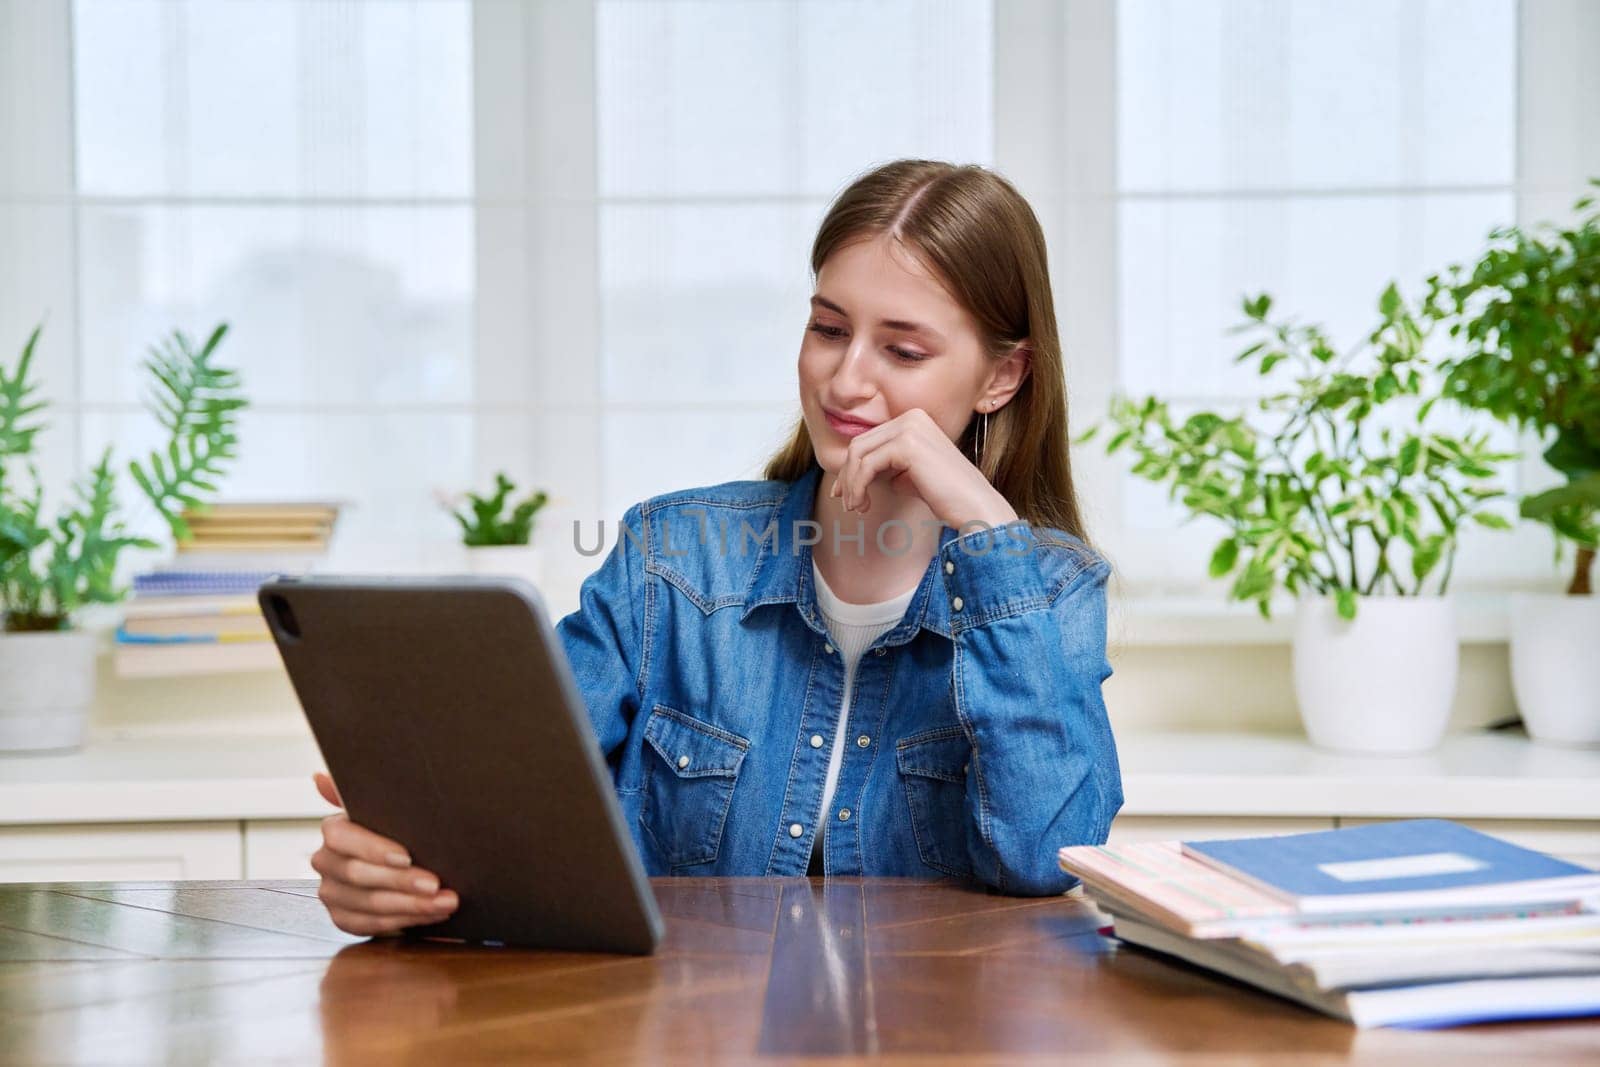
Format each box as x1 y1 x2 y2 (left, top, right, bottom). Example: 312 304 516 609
1318 852 1487 882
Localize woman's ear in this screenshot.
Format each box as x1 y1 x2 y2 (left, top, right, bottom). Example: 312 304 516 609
980 340 1032 411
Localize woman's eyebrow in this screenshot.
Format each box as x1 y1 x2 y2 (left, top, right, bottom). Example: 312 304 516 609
809 295 945 343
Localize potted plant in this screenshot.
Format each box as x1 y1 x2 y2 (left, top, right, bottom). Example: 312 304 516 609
440 472 550 590
0 323 245 752
1094 285 1514 754
1426 182 1600 745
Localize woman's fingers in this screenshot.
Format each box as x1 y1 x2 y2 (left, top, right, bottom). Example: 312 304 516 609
311 847 443 895
317 876 458 918
836 416 922 514
326 907 445 938
321 812 413 869
836 439 870 512
326 909 410 936
844 435 905 513
313 771 343 809
308 783 461 938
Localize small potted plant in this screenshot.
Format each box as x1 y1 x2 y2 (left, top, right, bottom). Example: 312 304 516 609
1094 285 1514 754
1426 182 1600 745
439 472 550 590
0 323 246 751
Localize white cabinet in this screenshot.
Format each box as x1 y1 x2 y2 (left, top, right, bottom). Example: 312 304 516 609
1 730 1593 882
243 819 326 879
0 822 241 883
0 820 330 883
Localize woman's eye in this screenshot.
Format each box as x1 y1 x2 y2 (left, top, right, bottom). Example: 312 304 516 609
807 323 926 363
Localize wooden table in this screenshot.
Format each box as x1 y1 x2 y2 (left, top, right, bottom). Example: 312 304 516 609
2 878 1597 1064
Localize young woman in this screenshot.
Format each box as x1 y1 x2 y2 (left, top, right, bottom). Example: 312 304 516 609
310 160 1123 935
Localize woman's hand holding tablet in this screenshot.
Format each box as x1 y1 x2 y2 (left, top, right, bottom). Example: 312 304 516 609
261 575 663 953
309 771 460 936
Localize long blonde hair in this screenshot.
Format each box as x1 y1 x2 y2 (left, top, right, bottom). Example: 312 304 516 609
763 159 1089 541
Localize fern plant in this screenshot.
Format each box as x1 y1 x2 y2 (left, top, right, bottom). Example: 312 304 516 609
128 324 247 544
0 323 246 632
445 472 549 547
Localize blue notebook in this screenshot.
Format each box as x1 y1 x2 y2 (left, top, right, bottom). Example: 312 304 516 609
133 570 280 596
1183 819 1600 914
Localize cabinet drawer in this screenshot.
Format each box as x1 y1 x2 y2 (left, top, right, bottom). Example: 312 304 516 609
243 820 326 879
0 823 241 883
1108 817 1334 845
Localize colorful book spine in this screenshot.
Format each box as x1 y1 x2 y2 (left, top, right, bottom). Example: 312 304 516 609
114 627 272 645
132 571 281 596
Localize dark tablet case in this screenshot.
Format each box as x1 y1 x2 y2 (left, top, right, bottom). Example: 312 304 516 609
258 575 663 954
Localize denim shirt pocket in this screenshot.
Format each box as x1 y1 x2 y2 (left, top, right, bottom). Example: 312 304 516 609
640 704 750 869
895 726 974 878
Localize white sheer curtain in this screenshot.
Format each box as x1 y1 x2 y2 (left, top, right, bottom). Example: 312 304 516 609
589 0 994 523
2 0 484 580
2 0 1597 624
469 0 995 614
1000 0 1599 596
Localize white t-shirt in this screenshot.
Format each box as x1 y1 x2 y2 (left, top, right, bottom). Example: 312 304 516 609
810 559 918 872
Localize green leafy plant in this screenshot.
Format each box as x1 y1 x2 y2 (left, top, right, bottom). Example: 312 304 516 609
444 472 549 547
127 325 247 544
1425 181 1600 595
0 323 246 632
1091 285 1515 620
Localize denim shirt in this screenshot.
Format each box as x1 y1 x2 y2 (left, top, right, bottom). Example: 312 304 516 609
554 464 1123 896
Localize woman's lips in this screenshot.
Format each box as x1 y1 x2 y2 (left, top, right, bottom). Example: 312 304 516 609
824 410 878 438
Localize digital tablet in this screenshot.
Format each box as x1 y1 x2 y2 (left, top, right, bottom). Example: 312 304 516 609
258 574 664 955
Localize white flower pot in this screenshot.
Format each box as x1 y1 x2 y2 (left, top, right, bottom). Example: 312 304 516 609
0 629 99 753
465 544 543 592
1292 596 1458 755
1510 593 1600 747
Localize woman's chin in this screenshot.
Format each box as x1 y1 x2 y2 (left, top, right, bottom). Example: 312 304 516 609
810 439 848 473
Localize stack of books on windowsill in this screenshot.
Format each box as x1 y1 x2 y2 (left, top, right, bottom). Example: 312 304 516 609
1059 819 1600 1029
114 592 278 678
113 501 343 678
167 500 344 574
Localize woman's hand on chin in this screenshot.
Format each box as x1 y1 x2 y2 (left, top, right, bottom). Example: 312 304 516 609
827 407 1018 530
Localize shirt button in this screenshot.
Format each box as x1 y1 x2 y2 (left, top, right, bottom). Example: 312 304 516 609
788 823 804 838
944 560 955 575
810 734 824 749
873 647 886 657
951 596 964 612
838 808 852 822
676 755 689 770
856 735 871 748
824 642 835 654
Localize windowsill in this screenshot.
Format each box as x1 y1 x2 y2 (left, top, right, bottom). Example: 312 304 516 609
1108 592 1519 647
2 726 1595 825
1115 727 1600 819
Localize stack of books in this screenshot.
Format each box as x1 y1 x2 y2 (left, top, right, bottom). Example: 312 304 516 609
1059 819 1600 1029
113 501 342 678
171 500 342 573
114 590 277 677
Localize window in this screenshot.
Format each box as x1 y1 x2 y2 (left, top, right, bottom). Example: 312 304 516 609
2 0 478 574
3 0 1593 613
592 0 995 522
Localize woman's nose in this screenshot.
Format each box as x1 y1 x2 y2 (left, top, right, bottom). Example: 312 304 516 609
829 340 875 401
